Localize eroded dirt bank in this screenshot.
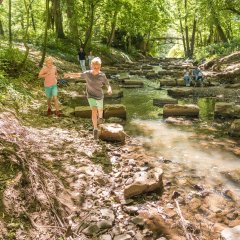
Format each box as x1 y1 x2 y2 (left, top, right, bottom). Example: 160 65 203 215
0 110 239 240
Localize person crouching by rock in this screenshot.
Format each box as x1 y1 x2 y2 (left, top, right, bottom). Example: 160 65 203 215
183 67 191 87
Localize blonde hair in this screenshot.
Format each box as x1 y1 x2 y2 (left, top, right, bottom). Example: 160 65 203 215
91 57 102 65
45 57 53 64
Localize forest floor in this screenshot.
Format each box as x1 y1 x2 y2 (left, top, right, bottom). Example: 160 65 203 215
0 51 240 240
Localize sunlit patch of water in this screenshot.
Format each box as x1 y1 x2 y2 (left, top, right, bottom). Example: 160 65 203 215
129 119 240 193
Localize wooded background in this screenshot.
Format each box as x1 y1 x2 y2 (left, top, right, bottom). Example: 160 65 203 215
0 0 240 63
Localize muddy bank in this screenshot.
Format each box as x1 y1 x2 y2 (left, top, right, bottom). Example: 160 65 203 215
0 110 239 240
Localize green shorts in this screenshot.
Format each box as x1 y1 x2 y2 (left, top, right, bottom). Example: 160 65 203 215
45 85 58 98
87 98 103 109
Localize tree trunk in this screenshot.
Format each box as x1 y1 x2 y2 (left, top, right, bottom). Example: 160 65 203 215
21 0 34 66
107 9 118 47
184 0 190 58
66 0 79 46
52 0 65 38
178 8 186 56
83 2 95 49
39 0 50 67
209 0 228 43
207 24 213 44
8 0 12 46
0 20 4 35
190 18 197 58
29 3 36 31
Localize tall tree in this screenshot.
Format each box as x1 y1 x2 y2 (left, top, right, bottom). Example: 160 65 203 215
39 0 50 66
65 0 79 46
52 0 65 38
8 0 12 45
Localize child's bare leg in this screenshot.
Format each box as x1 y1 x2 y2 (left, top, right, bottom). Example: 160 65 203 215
47 98 52 109
92 107 98 129
98 109 103 119
53 96 59 112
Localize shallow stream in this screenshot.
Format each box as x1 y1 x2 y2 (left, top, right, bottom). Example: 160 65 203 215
120 74 240 194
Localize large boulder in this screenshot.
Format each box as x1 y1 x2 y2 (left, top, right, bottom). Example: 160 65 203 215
229 119 240 137
214 102 240 119
163 104 199 117
124 167 163 199
221 225 240 240
99 123 125 142
104 104 127 119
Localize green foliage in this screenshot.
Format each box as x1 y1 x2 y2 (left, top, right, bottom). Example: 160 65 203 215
195 38 240 60
167 44 184 58
35 33 77 62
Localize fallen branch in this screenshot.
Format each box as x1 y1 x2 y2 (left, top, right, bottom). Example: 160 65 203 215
175 199 195 240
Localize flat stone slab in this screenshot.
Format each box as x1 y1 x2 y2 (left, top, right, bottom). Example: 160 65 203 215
75 106 91 118
122 79 144 86
167 87 194 98
214 102 240 119
163 104 199 117
75 104 127 119
120 84 144 88
104 104 127 120
99 123 125 142
160 79 177 87
153 98 178 107
229 119 240 137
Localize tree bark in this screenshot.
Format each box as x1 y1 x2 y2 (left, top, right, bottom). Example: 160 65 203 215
39 0 50 67
178 8 186 56
52 0 65 38
21 0 35 66
107 9 118 47
208 0 228 43
190 18 197 58
83 1 96 49
66 0 79 46
29 3 36 31
184 0 190 58
8 0 12 46
0 20 4 35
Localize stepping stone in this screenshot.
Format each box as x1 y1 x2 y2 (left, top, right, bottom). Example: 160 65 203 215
99 123 125 142
104 104 127 120
153 98 178 107
74 106 91 118
214 102 240 119
122 79 144 86
167 87 194 98
163 104 199 117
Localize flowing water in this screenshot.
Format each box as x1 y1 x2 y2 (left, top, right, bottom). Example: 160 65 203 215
119 74 240 193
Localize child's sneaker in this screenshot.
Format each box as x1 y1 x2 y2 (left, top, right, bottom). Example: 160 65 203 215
47 108 52 115
93 129 98 140
98 118 104 124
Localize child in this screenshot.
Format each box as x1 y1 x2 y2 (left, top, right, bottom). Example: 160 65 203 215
38 57 60 116
87 50 94 70
183 67 191 87
64 57 112 139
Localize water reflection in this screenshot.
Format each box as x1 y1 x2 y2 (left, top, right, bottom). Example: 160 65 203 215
130 120 240 189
